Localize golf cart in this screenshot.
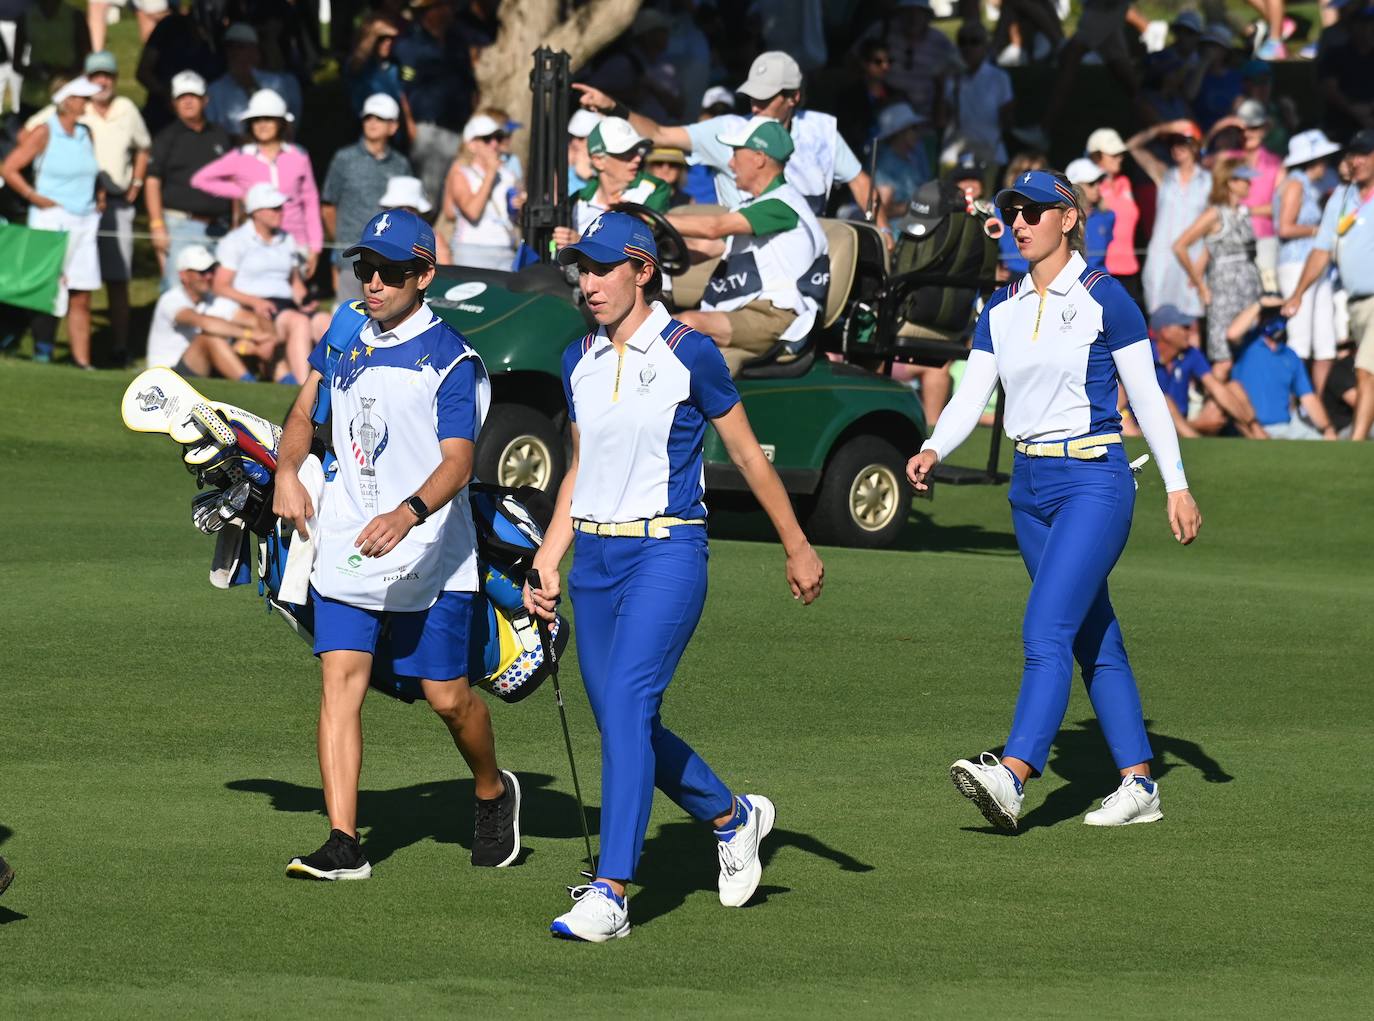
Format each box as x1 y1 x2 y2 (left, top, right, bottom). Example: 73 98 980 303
433 51 1003 549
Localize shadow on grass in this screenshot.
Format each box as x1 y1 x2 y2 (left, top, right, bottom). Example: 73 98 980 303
227 774 600 867
961 719 1235 836
630 821 874 928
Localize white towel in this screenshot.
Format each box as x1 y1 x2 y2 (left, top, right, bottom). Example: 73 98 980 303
277 455 325 604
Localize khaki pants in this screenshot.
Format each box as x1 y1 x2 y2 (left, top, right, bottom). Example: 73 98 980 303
1351 296 1374 375
719 300 797 376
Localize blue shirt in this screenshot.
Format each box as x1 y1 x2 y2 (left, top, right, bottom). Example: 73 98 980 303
1155 344 1211 413
1084 209 1116 272
394 24 473 129
1231 337 1312 426
35 116 98 215
562 303 739 522
1315 182 1374 298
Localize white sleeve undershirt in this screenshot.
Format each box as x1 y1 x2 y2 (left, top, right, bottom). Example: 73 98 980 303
1112 340 1190 492
919 349 1000 462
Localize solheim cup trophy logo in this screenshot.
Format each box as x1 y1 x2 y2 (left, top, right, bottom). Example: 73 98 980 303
349 398 390 512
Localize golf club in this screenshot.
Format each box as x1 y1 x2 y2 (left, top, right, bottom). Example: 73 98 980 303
525 568 596 879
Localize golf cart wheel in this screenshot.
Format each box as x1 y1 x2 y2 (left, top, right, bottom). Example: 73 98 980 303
476 404 566 494
806 435 909 548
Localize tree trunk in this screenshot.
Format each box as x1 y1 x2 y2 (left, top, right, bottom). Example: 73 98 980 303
473 0 642 164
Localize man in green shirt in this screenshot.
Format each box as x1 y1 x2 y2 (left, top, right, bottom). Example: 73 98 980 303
552 117 671 247
668 117 830 375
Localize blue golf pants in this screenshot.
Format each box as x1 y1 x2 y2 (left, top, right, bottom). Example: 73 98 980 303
1002 446 1153 775
569 528 734 882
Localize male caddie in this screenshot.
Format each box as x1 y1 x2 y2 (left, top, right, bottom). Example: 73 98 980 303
668 117 829 375
575 51 888 236
272 209 520 880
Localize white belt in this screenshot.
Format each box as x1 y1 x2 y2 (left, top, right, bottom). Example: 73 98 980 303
572 516 704 539
1015 433 1122 460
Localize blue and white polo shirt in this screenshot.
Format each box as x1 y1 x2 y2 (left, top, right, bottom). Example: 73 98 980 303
307 300 490 611
562 302 740 524
973 251 1148 443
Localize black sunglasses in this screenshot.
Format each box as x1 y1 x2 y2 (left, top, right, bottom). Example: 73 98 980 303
998 202 1063 226
353 259 420 286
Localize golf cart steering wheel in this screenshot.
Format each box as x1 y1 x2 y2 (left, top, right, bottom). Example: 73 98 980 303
610 202 689 276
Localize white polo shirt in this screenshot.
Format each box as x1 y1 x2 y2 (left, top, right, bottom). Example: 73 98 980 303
215 221 300 300
146 286 241 369
562 302 740 523
972 252 1146 442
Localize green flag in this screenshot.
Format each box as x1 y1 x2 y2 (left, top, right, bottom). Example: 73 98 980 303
0 222 69 315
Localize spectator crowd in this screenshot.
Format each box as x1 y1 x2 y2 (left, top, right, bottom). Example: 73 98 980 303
0 0 1370 439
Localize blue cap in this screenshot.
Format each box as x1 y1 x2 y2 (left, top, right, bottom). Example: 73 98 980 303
1150 304 1196 331
343 209 436 264
994 170 1078 208
555 211 658 268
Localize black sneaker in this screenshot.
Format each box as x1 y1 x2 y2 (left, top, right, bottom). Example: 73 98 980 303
286 829 372 880
471 769 521 867
0 855 13 896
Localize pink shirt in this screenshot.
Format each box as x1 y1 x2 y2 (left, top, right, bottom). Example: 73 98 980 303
1243 147 1282 240
1100 173 1140 277
190 143 323 253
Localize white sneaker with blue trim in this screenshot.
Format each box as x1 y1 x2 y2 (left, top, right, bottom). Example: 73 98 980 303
716 794 775 907
1084 775 1163 826
550 882 630 942
950 752 1025 830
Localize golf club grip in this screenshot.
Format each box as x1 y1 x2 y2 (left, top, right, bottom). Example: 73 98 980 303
526 568 543 591
524 569 559 670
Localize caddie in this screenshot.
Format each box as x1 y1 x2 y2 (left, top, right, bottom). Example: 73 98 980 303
552 116 670 245
667 117 830 375
272 208 521 880
574 50 890 238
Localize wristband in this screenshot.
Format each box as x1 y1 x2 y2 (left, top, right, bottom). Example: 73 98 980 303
610 101 630 119
132 178 144 187
150 218 165 228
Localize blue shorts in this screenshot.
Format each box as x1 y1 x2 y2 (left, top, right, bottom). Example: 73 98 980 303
311 587 473 682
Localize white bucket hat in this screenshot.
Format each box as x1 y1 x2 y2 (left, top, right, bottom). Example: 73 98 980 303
1283 129 1342 168
378 175 432 214
239 88 294 123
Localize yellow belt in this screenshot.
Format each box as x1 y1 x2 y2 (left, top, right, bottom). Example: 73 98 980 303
572 516 705 539
1015 433 1122 460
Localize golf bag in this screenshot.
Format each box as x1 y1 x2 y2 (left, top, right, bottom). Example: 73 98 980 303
893 179 999 332
121 368 569 705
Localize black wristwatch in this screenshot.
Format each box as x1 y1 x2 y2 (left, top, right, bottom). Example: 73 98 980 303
404 495 429 523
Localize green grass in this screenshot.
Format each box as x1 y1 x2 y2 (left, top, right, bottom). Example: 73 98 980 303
2 323 1372 1011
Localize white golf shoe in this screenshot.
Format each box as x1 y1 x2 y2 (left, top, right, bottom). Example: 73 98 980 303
716 794 775 907
1084 775 1163 826
550 882 630 943
950 752 1025 830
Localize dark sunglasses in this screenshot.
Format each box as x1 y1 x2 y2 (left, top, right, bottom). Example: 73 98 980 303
998 202 1062 226
353 259 420 286
478 131 508 143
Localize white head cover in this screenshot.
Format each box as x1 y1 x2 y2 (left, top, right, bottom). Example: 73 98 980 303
378 175 432 214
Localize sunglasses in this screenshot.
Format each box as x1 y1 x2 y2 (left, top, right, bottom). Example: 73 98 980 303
998 202 1063 226
353 260 420 286
477 132 508 143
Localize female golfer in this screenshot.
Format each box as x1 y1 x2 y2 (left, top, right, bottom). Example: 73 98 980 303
907 170 1202 831
524 212 824 941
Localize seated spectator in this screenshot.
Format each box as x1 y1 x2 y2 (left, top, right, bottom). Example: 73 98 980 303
873 102 932 223
147 244 265 378
1321 339 1370 437
344 13 403 119
191 89 323 277
377 174 450 263
205 23 302 139
1173 156 1263 379
1122 304 1257 438
1066 158 1115 272
645 147 693 207
1086 128 1143 302
145 71 233 292
944 22 1012 171
213 183 325 384
553 118 668 245
321 93 411 302
666 118 830 375
854 0 956 126
24 51 150 366
444 111 522 271
1129 119 1211 316
135 0 222 136
1274 130 1342 398
568 109 602 194
1187 24 1244 131
1227 301 1340 439
2 76 103 368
